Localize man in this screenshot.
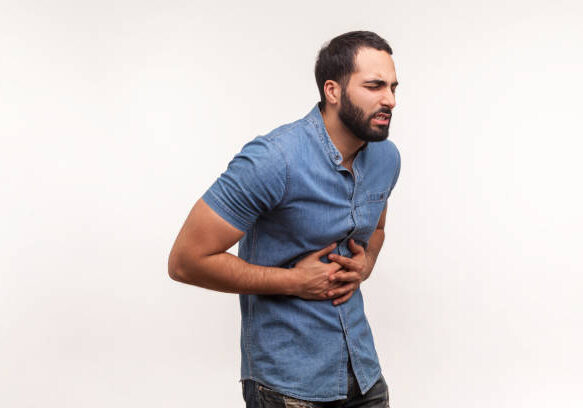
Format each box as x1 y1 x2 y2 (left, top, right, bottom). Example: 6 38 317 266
168 31 400 407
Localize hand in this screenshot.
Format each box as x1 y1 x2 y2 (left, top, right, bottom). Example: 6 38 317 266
292 243 345 300
326 239 369 306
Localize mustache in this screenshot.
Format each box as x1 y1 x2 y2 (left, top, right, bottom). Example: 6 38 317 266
368 108 392 119
376 108 392 115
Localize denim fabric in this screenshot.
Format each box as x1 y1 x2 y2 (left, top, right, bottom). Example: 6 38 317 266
202 103 400 401
242 361 390 407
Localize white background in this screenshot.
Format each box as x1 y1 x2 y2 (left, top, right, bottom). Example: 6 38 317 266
1 1 582 407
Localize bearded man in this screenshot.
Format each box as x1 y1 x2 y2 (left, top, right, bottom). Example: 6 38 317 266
168 30 401 408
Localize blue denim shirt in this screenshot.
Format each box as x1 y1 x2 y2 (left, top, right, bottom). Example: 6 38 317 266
202 103 400 402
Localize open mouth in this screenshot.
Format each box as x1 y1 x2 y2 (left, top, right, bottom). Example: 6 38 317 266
371 112 391 126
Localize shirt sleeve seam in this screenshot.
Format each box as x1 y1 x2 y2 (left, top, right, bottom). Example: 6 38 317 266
205 189 253 230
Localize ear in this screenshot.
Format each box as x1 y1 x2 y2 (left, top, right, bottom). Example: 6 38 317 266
323 80 342 106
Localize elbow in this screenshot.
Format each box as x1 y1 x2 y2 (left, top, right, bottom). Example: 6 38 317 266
167 250 204 284
167 254 182 282
168 251 189 282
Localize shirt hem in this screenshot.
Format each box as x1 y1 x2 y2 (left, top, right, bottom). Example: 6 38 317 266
239 376 349 402
359 368 383 395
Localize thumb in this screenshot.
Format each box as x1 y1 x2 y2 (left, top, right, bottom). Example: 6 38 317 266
349 239 364 254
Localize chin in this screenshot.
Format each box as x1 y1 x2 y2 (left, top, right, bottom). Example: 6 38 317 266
364 128 389 142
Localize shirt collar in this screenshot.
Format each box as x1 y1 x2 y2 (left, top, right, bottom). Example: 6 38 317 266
305 103 369 167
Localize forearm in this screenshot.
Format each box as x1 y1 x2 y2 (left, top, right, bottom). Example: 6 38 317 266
169 251 297 296
363 228 385 281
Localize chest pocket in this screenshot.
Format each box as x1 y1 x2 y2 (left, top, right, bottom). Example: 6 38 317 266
367 190 389 202
358 189 390 236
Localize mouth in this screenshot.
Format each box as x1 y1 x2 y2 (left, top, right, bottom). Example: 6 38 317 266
371 112 391 126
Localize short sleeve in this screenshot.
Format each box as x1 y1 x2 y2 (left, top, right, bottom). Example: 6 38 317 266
389 146 401 194
202 136 288 232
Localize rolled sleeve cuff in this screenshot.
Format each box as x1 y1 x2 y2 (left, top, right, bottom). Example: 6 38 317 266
201 189 252 232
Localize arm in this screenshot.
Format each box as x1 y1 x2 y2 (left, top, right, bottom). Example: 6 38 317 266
168 198 342 299
362 203 387 281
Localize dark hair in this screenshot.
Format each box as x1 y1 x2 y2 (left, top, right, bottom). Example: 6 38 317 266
315 31 393 108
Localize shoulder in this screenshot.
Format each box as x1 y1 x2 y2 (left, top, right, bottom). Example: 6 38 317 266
246 114 316 162
376 138 400 157
263 115 314 146
365 139 400 168
235 119 305 164
230 114 314 174
360 139 401 192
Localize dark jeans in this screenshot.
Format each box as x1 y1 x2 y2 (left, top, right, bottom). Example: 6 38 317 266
242 361 390 408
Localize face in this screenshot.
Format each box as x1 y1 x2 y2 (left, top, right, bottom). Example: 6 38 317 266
337 47 398 142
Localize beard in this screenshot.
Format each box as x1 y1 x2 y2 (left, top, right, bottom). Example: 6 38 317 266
338 90 391 142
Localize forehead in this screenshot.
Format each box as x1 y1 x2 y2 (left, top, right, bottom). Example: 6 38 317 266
350 47 396 83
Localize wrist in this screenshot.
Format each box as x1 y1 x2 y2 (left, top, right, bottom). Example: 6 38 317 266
283 266 301 296
363 253 375 281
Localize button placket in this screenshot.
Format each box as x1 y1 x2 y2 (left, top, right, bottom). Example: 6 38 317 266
347 164 361 240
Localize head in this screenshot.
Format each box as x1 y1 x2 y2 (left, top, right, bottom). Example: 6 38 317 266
315 31 398 142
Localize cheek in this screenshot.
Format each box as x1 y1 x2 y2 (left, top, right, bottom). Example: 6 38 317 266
351 88 374 106
348 89 377 118
361 98 378 117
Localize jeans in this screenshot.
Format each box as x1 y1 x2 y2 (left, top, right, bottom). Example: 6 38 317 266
242 361 390 408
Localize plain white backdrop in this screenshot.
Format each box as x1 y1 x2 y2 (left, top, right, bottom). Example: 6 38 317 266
1 0 582 407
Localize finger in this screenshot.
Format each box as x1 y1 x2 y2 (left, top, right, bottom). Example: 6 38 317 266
311 242 337 259
327 262 343 275
322 280 349 298
329 271 361 283
327 254 358 271
327 281 346 291
326 282 356 299
349 239 365 255
332 289 356 306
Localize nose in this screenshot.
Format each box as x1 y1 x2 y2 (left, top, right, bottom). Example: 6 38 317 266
381 88 396 110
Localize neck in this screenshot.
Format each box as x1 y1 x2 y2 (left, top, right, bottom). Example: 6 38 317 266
321 105 366 167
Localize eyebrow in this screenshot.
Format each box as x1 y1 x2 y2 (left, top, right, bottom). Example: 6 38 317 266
363 79 399 87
